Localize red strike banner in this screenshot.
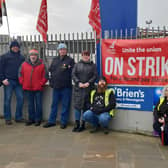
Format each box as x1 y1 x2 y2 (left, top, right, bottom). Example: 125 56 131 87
102 38 168 86
36 0 48 43
88 0 101 41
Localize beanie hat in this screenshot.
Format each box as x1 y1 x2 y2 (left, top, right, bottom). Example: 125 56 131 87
98 76 107 83
29 49 39 57
10 40 20 49
57 43 67 50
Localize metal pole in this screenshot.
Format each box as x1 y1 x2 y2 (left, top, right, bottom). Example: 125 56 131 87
99 30 102 76
5 1 11 44
44 38 49 69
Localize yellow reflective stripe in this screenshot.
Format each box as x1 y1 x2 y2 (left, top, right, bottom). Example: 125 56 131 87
90 90 96 104
109 110 115 117
105 89 115 117
90 89 115 116
105 89 113 106
157 97 164 111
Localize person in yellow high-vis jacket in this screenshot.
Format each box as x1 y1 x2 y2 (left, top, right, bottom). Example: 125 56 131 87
153 85 168 145
83 76 116 134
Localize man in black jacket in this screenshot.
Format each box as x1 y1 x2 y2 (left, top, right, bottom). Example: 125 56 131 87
0 40 25 125
83 76 116 134
43 43 74 129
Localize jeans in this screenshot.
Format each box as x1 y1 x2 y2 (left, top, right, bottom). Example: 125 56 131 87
83 110 111 128
48 88 71 125
4 79 23 121
74 108 83 121
26 91 42 122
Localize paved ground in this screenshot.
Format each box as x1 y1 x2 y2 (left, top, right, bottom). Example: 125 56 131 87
0 119 168 168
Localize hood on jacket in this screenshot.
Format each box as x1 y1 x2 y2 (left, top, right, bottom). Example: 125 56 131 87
10 40 20 49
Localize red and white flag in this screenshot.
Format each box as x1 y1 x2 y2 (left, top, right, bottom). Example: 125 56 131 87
36 0 48 43
88 0 101 41
0 0 7 27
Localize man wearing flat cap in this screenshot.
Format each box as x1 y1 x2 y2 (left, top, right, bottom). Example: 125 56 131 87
0 40 25 125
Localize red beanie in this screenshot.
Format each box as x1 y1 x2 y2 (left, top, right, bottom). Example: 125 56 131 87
29 49 39 56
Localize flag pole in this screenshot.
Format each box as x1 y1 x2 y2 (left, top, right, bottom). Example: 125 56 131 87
6 13 10 44
99 30 102 76
44 37 49 69
4 0 11 44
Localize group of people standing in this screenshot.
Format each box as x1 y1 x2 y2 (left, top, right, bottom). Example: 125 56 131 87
0 40 116 134
1 39 168 141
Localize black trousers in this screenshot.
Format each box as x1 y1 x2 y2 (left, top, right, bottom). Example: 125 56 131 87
153 121 168 145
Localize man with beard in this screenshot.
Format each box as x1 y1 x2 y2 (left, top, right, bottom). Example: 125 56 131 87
83 76 116 134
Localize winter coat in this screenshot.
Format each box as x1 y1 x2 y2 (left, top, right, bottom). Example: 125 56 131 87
49 55 74 89
72 60 98 110
18 59 48 91
0 50 25 82
89 89 116 116
153 97 168 123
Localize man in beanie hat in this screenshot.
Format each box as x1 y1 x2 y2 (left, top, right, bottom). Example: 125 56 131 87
19 49 48 126
83 76 116 134
0 40 25 125
43 43 74 129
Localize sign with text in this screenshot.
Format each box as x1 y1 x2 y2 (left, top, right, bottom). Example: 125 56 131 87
102 38 168 85
110 85 153 111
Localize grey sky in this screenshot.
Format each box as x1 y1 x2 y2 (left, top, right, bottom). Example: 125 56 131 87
138 0 168 28
0 0 91 35
0 0 168 35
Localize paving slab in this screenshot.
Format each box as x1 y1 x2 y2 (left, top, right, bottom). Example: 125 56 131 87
0 119 167 168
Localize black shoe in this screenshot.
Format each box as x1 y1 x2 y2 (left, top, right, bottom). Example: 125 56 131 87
77 121 85 132
77 126 86 132
60 124 67 129
72 125 80 132
103 127 109 134
15 119 25 123
43 122 56 128
90 127 98 133
6 120 12 125
25 120 35 126
34 121 41 126
72 120 80 132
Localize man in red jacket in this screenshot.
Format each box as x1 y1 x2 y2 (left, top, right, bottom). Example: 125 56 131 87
19 49 48 126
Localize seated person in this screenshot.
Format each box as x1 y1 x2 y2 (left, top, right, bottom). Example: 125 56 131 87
83 76 116 134
153 85 168 145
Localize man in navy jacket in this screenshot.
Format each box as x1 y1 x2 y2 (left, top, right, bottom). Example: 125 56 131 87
0 40 25 125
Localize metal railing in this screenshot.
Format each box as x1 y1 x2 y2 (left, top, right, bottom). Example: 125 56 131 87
103 27 168 39
0 32 96 64
1 27 168 65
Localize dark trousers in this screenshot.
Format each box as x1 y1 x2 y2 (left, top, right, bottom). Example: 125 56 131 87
26 91 42 122
48 88 71 125
153 121 168 145
4 79 23 121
